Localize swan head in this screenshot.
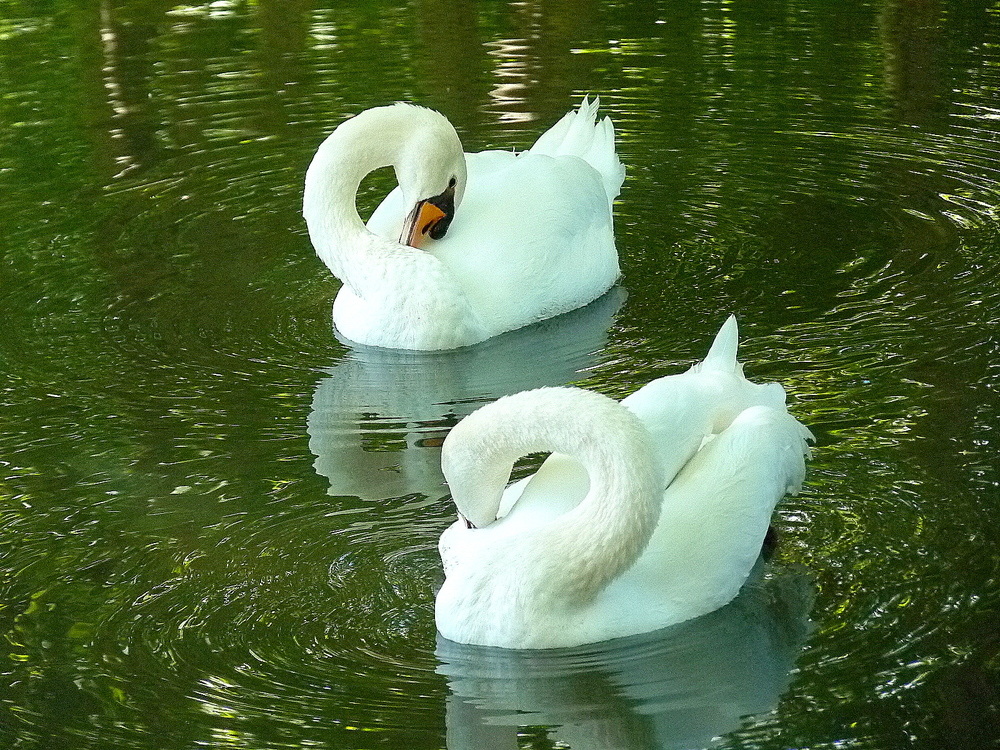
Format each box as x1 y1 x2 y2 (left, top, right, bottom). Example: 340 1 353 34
441 431 511 530
391 104 468 248
441 392 544 530
304 102 468 252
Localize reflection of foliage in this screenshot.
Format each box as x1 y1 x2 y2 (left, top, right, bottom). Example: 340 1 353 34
1 0 1000 748
1 472 449 747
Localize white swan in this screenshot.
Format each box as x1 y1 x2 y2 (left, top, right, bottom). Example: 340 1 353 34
436 317 813 649
303 98 623 350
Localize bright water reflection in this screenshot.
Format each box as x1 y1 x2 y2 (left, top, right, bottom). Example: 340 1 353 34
2 0 1000 748
308 289 623 501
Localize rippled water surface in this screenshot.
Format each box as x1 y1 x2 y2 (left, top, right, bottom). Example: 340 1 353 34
2 1 999 748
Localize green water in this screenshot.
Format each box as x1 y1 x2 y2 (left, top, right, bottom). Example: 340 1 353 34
2 0 999 747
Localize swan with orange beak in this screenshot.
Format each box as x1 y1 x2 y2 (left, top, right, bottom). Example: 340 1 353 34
303 98 624 350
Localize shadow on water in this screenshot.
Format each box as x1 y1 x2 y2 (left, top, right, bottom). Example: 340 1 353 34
307 287 625 501
437 567 814 750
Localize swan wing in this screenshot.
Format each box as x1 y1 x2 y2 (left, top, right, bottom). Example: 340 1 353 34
598 405 811 634
437 150 619 333
365 101 622 344
366 181 409 240
528 96 625 203
367 149 618 338
693 314 739 374
621 317 788 483
494 452 590 528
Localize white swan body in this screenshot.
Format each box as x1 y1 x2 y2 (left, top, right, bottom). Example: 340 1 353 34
436 317 813 649
303 98 623 350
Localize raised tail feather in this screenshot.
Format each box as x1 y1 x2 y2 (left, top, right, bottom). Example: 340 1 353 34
528 96 626 205
692 315 740 375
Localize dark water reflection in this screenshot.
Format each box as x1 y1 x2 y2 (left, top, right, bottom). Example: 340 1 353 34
2 0 1000 748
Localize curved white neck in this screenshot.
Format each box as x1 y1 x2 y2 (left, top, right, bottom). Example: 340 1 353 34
443 388 665 605
303 109 411 286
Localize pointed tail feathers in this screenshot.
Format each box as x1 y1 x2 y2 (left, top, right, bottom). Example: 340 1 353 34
691 315 740 375
529 96 626 204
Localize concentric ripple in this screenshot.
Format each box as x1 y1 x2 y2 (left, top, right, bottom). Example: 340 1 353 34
4 1 1000 749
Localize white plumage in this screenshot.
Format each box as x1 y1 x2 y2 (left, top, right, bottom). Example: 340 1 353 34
436 317 813 649
303 98 623 350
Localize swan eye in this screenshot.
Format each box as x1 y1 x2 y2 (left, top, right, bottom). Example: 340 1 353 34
448 176 457 188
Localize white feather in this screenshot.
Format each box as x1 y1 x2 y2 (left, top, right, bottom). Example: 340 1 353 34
303 99 623 350
436 317 813 649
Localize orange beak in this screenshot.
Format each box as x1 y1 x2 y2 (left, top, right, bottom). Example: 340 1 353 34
400 183 457 249
401 200 448 249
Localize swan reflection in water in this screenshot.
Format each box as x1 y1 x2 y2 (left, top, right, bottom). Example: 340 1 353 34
437 568 813 750
307 288 625 501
